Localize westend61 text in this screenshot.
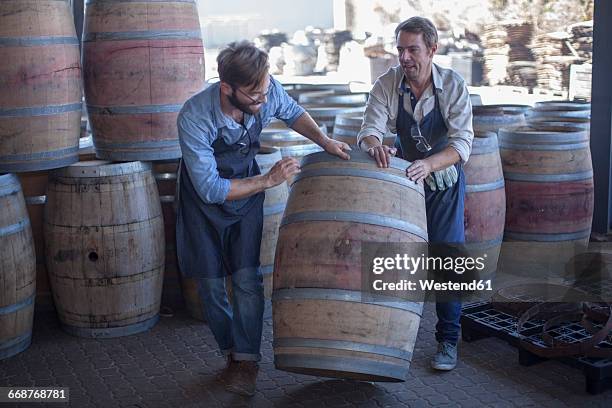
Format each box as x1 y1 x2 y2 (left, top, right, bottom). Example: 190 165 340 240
372 279 493 291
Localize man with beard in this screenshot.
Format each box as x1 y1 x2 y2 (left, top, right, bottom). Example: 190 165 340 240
176 41 350 396
358 17 474 371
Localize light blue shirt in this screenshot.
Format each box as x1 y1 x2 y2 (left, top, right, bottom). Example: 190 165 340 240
177 77 305 204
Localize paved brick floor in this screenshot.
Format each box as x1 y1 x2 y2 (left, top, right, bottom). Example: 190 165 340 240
0 302 610 408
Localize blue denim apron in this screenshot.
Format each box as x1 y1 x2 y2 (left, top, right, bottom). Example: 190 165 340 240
395 83 465 344
394 84 465 244
176 115 264 279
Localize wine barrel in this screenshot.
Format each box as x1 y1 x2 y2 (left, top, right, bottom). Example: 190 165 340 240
273 151 427 381
472 105 527 135
0 0 81 172
284 83 350 102
82 0 205 161
44 161 165 337
527 101 591 127
260 124 326 182
152 160 183 309
256 147 288 299
332 114 396 148
499 125 593 272
0 174 36 359
298 91 368 106
303 105 366 134
463 131 505 278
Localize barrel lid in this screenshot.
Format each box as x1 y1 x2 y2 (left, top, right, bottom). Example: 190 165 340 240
52 161 152 178
280 144 324 157
499 124 588 144
534 100 591 111
301 150 410 172
260 130 311 144
298 91 368 106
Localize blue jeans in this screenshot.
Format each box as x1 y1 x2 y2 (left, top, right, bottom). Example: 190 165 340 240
435 300 462 345
196 266 264 361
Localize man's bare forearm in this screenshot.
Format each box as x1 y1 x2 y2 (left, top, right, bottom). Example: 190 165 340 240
291 112 332 147
225 174 270 201
423 146 461 172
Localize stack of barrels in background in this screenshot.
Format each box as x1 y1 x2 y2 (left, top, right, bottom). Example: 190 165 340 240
80 0 205 322
0 0 206 350
0 0 82 358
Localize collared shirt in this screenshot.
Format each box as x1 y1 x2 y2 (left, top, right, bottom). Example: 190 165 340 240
177 77 305 204
358 63 474 164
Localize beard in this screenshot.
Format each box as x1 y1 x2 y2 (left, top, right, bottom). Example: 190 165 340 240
228 93 257 115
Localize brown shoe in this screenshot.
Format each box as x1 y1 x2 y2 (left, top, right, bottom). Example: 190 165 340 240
215 355 237 385
225 361 259 397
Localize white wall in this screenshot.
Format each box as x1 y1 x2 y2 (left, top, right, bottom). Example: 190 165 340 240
197 0 334 47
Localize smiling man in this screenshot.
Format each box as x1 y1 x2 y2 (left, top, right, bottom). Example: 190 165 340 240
176 41 350 396
358 17 474 371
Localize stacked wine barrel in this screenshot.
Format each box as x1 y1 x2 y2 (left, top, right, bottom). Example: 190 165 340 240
82 0 205 160
463 130 505 280
499 124 594 276
44 161 165 337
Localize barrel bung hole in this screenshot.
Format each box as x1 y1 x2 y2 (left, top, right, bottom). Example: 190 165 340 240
88 251 99 262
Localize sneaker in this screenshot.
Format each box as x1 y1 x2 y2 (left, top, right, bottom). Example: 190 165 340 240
225 361 259 397
431 342 458 371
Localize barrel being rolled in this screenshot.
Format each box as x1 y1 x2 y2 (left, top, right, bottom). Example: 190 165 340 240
332 114 396 148
0 0 81 172
463 131 505 279
256 147 288 298
44 161 165 337
499 125 594 273
82 0 205 161
0 174 36 359
273 151 427 381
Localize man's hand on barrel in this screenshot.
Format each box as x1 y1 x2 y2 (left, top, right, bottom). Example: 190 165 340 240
406 159 433 184
366 144 397 168
265 157 301 187
322 138 351 160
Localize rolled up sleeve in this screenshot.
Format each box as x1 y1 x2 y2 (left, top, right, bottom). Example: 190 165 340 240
178 113 230 204
446 79 474 164
271 78 305 127
358 80 389 149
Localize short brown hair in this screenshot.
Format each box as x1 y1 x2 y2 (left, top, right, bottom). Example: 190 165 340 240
395 17 438 49
217 41 269 89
